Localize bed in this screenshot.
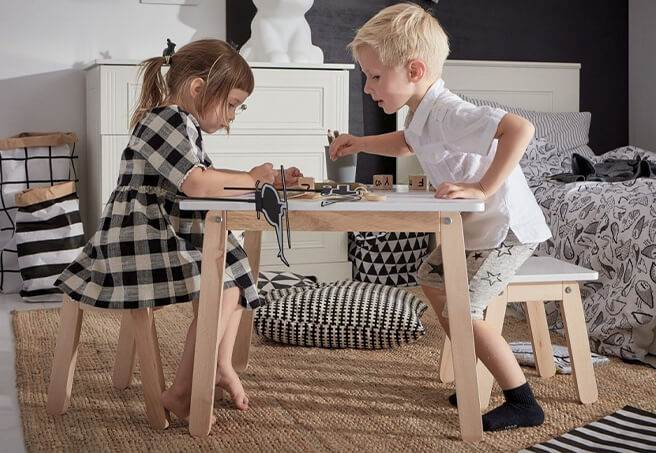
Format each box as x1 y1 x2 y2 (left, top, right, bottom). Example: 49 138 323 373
396 60 656 365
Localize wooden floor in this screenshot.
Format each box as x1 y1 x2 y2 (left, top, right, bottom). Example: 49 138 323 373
0 292 60 453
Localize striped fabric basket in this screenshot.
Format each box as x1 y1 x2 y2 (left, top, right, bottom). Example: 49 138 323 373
14 181 85 302
0 132 78 293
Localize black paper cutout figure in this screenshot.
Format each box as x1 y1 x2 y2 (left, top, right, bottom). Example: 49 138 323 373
188 166 292 266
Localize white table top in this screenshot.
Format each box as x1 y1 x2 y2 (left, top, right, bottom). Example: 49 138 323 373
179 186 485 213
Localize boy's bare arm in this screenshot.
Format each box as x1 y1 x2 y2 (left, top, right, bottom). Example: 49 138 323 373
329 130 414 161
479 113 535 196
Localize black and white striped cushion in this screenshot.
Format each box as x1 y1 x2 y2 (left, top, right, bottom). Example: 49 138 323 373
15 182 85 302
254 280 428 349
460 95 591 152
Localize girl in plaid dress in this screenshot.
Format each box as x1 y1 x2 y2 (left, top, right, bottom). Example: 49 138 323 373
56 40 302 423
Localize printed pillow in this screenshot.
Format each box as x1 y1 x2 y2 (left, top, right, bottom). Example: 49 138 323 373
257 270 317 294
520 139 599 181
460 95 591 151
520 138 569 180
253 280 428 349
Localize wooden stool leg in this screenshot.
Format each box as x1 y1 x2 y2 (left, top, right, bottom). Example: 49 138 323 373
524 300 556 378
131 308 169 429
47 294 84 415
113 311 136 389
560 282 598 404
232 230 262 373
476 294 507 410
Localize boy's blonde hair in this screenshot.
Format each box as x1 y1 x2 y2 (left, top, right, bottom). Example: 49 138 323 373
130 39 254 132
348 3 449 79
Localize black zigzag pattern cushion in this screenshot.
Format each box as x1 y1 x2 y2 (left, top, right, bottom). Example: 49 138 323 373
349 232 430 287
253 280 428 349
257 270 318 294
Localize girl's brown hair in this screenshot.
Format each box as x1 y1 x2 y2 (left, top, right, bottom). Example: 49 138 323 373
130 39 254 132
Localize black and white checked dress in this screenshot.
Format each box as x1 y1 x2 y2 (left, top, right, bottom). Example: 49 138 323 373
56 106 261 310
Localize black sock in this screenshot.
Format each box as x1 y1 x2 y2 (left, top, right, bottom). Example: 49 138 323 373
482 382 544 431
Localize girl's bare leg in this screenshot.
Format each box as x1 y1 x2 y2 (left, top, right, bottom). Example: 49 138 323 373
161 287 241 423
214 295 248 410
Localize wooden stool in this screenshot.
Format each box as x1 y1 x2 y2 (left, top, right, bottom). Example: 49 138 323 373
439 256 599 410
46 294 170 429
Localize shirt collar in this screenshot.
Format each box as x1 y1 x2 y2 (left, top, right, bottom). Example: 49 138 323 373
406 79 445 135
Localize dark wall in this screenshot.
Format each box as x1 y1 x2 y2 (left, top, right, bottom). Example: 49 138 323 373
227 0 628 182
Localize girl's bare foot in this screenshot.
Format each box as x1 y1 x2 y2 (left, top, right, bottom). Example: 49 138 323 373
216 366 249 410
161 387 217 425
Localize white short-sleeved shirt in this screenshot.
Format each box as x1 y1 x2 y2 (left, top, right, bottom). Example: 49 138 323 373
403 79 552 250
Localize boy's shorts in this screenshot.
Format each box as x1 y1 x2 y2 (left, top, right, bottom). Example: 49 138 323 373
415 231 537 321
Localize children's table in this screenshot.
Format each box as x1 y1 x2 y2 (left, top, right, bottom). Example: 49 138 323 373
180 186 486 441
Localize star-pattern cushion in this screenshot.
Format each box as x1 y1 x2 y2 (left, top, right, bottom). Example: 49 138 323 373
253 280 428 349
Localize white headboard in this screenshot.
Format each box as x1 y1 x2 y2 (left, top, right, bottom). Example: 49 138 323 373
396 60 581 183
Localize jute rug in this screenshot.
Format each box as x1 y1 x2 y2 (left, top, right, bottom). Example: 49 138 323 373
13 289 656 452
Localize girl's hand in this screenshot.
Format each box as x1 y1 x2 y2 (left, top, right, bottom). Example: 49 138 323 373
435 181 488 200
248 163 275 185
328 134 365 161
273 166 303 188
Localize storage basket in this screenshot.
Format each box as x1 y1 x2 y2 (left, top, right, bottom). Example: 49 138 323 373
348 231 430 286
0 132 78 292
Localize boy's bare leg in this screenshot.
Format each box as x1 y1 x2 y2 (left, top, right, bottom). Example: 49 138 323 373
214 289 248 410
421 284 543 431
422 285 524 388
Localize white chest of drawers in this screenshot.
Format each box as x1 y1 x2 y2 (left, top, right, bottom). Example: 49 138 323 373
84 60 354 281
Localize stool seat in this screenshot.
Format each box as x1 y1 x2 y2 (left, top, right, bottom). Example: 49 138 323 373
439 256 599 410
511 257 598 283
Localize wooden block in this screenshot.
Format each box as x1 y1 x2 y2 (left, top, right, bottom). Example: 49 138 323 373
297 177 315 190
409 175 427 191
373 174 393 190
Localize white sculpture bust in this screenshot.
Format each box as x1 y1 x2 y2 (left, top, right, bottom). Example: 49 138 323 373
239 0 324 64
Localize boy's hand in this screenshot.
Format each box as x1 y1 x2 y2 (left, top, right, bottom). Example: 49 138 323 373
435 181 488 201
273 166 303 188
248 163 275 185
328 134 364 161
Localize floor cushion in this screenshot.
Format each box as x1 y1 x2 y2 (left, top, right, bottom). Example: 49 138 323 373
253 280 428 349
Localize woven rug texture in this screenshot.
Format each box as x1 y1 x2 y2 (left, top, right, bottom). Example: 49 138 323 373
12 288 656 452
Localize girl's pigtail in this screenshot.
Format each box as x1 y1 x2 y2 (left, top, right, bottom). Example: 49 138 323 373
129 56 168 130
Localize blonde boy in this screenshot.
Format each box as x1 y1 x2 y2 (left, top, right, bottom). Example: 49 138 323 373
329 3 551 431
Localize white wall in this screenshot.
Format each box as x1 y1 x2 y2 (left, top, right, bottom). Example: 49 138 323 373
0 0 227 232
629 0 656 150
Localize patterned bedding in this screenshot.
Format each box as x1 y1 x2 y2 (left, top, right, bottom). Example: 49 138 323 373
521 142 656 363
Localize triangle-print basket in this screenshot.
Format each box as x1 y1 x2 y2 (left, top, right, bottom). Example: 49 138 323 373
348 232 430 287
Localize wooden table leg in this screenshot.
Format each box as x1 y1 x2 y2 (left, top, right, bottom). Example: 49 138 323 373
232 230 262 373
440 212 483 441
189 210 228 437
